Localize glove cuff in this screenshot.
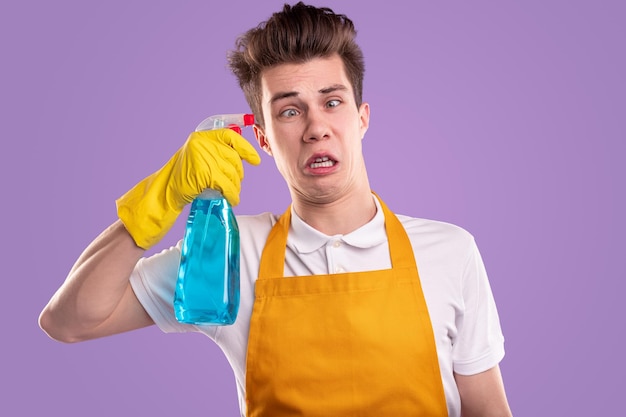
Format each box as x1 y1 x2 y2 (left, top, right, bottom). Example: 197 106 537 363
116 175 182 250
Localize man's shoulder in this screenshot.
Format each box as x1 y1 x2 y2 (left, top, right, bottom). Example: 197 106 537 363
235 212 282 241
236 211 279 226
395 213 475 252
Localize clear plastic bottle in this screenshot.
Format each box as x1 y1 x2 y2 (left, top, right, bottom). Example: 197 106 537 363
174 113 254 325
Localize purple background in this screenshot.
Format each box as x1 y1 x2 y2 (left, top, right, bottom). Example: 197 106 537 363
2 0 624 415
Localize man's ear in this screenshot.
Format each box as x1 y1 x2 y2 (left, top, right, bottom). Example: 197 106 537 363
254 124 273 156
359 102 370 139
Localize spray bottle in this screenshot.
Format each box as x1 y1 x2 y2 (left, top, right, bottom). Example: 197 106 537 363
174 113 255 325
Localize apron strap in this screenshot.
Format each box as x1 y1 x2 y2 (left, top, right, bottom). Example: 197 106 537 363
258 193 417 279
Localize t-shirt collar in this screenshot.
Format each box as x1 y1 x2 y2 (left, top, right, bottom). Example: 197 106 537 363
289 194 387 254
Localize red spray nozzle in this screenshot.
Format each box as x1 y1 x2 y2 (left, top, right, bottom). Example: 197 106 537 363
195 113 255 132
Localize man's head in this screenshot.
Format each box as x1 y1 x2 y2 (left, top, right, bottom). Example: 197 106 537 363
228 2 364 127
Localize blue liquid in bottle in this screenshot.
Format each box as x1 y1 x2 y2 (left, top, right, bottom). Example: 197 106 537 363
174 189 240 325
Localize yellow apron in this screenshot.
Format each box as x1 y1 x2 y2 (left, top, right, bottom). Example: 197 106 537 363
245 197 448 416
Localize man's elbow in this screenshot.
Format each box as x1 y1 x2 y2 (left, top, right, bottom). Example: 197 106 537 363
38 308 85 344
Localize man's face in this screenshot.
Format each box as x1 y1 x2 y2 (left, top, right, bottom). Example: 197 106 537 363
254 54 370 205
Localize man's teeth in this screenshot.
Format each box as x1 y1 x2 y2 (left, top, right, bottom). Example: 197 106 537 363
310 156 335 168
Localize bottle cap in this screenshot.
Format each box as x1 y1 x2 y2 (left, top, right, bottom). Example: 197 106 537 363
198 188 224 199
243 114 255 126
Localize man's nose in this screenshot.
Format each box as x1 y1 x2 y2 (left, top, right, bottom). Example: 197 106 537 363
302 109 331 143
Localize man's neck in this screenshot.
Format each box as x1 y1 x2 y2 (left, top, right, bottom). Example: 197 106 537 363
292 188 377 236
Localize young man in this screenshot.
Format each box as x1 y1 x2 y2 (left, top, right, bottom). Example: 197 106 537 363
40 3 512 416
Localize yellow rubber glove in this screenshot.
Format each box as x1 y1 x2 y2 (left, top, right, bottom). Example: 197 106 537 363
116 129 261 249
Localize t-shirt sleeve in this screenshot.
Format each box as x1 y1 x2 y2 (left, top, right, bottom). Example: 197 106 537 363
129 241 212 336
451 239 505 375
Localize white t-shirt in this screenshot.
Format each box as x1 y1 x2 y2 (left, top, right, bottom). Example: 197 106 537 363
130 196 505 417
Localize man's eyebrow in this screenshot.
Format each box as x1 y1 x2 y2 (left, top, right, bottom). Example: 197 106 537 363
269 91 299 104
319 84 349 95
269 84 349 104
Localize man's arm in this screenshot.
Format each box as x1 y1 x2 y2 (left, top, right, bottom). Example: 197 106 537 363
39 220 154 343
39 130 261 343
455 365 513 417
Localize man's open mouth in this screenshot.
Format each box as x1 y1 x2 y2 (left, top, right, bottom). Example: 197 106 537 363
309 156 336 168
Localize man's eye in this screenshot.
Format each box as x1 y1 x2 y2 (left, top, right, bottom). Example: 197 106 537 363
280 109 299 117
326 99 341 108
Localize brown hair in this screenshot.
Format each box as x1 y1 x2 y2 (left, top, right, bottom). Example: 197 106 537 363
227 2 365 127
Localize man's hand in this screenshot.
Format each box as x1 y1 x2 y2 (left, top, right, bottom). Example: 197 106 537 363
116 129 261 249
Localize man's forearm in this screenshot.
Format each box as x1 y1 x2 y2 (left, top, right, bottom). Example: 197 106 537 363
39 220 149 342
